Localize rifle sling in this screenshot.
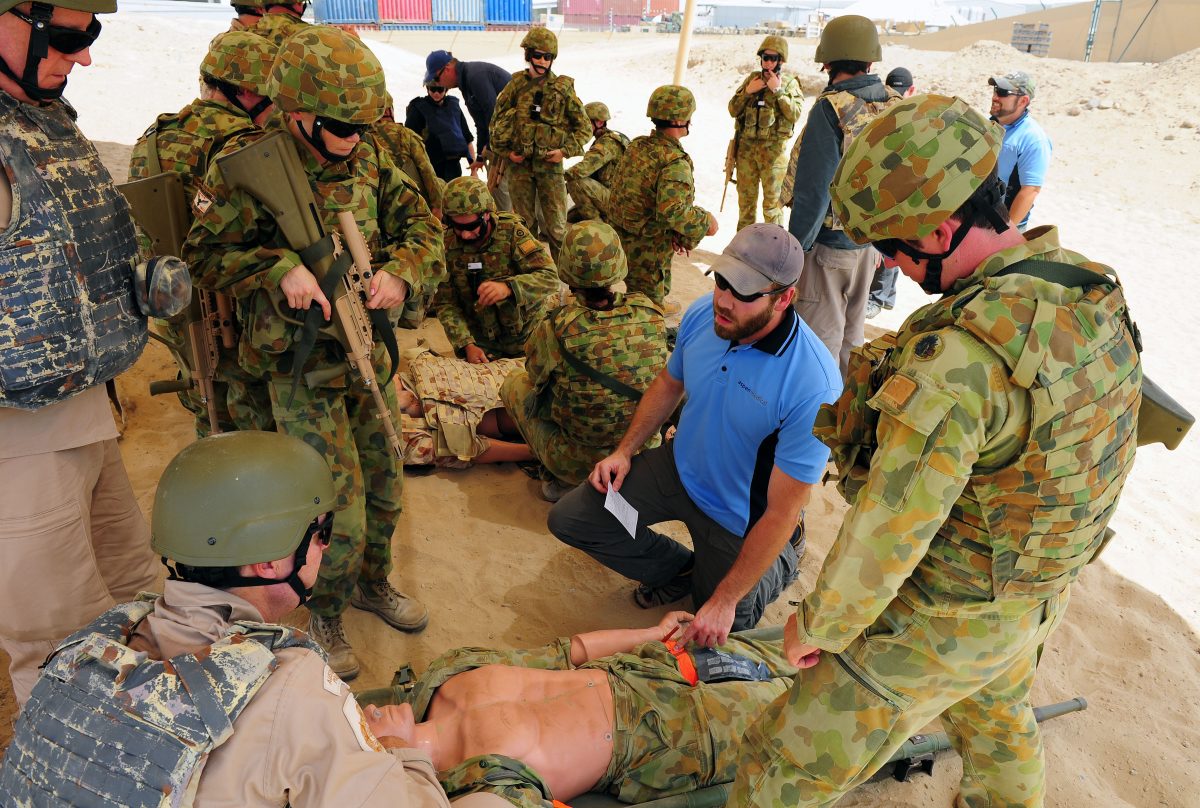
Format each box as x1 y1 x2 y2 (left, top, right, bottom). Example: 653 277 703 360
285 239 351 406
554 332 642 402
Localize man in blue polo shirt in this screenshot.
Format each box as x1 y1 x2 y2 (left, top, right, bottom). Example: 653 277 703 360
989 69 1052 230
548 224 840 647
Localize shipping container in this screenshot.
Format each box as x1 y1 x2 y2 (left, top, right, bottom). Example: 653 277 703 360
485 0 531 25
563 11 639 28
379 0 432 23
601 0 641 18
314 0 379 24
644 0 677 18
432 0 485 24
560 0 601 15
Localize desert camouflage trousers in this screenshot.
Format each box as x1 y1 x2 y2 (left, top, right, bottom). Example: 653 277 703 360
566 175 610 222
498 369 657 486
266 374 403 617
508 160 568 257
616 227 674 306
735 139 789 231
733 589 1069 808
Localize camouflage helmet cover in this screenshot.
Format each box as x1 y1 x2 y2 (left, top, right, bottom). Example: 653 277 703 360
151 431 335 567
0 0 116 12
267 26 387 124
559 221 627 288
646 84 695 122
830 93 1002 244
758 34 788 62
201 31 278 95
521 26 558 56
584 101 611 122
442 176 496 217
815 14 881 63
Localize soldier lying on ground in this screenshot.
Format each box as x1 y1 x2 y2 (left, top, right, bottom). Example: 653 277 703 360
359 612 797 807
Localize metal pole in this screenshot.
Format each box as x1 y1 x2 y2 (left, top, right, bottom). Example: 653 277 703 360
672 0 699 85
1084 0 1102 61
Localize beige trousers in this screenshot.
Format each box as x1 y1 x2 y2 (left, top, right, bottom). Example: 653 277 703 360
0 439 157 706
792 242 879 378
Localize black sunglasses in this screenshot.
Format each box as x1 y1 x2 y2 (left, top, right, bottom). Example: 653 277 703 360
9 6 101 54
713 272 788 303
992 87 1015 98
448 214 486 233
760 53 781 62
873 238 926 261
316 116 368 138
427 85 446 93
527 49 553 61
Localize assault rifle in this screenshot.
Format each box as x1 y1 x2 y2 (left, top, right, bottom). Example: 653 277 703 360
117 172 235 434
720 133 736 213
485 148 507 195
215 131 404 459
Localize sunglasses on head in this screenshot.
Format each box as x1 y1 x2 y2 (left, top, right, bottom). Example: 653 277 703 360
448 214 486 233
316 115 368 138
527 49 553 61
760 53 781 62
427 85 446 93
713 272 788 303
8 6 101 54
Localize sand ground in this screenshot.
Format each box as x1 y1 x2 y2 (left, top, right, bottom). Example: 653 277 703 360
2 14 1199 807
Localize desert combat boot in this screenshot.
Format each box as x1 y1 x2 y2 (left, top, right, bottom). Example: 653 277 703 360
351 579 430 632
308 614 361 681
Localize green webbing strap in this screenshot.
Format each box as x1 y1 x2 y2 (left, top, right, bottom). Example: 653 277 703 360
368 306 401 385
285 240 351 406
146 129 161 178
993 258 1113 290
554 332 642 402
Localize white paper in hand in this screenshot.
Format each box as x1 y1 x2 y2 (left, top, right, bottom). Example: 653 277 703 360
605 482 639 539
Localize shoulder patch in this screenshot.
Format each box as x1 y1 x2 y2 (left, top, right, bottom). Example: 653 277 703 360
518 238 542 256
913 334 943 361
192 188 213 216
874 373 918 411
342 692 386 753
322 663 343 696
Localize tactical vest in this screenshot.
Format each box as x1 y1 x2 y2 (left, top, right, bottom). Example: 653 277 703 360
815 262 1141 602
493 71 581 157
735 73 800 141
606 133 692 237
0 92 147 411
0 598 322 807
818 85 901 232
547 295 667 447
592 130 630 188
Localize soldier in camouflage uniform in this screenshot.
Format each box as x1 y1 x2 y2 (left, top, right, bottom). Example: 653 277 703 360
358 614 797 807
372 91 444 216
732 94 1143 807
183 27 444 681
229 0 309 44
786 15 901 377
606 85 717 306
499 221 667 501
564 101 628 222
129 30 279 437
489 27 591 256
727 35 804 231
0 0 190 706
0 432 455 806
436 176 559 363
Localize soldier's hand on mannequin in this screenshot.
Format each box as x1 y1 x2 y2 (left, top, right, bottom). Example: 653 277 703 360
367 270 408 309
465 344 490 364
280 264 331 321
543 149 564 164
680 596 737 648
476 280 512 307
784 613 821 669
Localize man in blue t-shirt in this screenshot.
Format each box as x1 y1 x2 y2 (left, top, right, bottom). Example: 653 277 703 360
548 224 841 647
989 70 1052 230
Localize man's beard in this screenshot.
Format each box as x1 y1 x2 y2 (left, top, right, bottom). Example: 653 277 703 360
712 297 775 341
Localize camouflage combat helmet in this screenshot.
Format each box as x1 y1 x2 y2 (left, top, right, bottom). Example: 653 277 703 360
815 14 881 63
646 85 695 122
758 34 788 62
584 101 611 122
521 27 558 57
559 221 627 288
443 176 496 217
267 26 387 124
151 431 334 568
830 94 1002 244
200 31 277 95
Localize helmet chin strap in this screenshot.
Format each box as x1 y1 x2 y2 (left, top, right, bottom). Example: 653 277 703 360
0 3 67 102
298 116 352 164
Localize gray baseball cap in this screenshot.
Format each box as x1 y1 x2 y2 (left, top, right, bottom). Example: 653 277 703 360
989 70 1035 99
708 223 803 294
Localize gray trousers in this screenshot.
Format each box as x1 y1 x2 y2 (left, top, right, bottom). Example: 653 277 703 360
792 241 878 378
547 443 798 631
